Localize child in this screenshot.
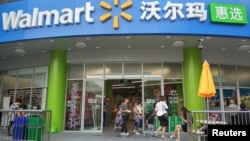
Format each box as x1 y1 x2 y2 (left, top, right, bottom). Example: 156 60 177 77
144 110 155 137
114 111 123 127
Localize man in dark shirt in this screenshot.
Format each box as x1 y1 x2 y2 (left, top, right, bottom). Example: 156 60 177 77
120 98 130 137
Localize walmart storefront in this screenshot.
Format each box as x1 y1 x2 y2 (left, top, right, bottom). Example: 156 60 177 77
0 0 250 133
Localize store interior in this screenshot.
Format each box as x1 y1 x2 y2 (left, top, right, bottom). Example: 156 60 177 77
64 78 184 132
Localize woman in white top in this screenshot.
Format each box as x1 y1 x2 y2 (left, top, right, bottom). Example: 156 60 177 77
154 96 168 139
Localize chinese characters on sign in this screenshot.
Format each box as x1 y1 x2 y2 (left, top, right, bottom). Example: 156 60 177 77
140 1 207 22
210 3 247 24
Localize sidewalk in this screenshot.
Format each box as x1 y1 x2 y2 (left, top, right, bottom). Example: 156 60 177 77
51 131 189 141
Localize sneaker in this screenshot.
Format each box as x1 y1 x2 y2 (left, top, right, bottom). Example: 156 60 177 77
135 132 140 135
170 135 175 139
121 132 125 136
125 132 130 136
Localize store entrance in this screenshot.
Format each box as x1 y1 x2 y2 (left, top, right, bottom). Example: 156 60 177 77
103 79 143 133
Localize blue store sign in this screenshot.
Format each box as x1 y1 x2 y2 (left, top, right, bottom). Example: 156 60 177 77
0 0 249 43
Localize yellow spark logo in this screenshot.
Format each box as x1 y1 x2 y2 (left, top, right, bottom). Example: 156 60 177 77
100 0 133 29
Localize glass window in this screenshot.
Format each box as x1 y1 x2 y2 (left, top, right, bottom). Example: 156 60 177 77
85 63 103 78
68 64 84 79
223 89 238 111
163 63 182 78
84 80 103 131
210 64 220 86
34 66 48 87
239 88 250 110
208 89 221 110
143 79 161 131
143 63 162 77
237 66 250 87
1 67 48 110
164 79 183 115
33 73 47 88
219 65 237 87
124 63 142 77
17 68 33 88
2 70 18 89
65 80 83 131
105 63 122 78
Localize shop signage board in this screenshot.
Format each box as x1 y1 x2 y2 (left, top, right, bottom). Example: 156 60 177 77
209 3 248 24
0 0 250 43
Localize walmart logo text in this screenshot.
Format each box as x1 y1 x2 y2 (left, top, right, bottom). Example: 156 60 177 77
2 2 95 31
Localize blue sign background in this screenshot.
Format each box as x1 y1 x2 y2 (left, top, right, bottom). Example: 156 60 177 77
0 0 249 43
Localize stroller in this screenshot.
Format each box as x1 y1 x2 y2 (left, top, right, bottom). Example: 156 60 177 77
113 111 123 131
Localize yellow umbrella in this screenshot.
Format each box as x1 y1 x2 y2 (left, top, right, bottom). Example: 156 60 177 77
198 60 216 98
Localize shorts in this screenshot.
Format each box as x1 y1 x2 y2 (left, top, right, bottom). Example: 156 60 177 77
181 124 187 132
158 115 168 127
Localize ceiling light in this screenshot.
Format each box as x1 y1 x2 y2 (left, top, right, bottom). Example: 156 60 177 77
242 39 247 42
126 36 130 39
75 42 87 48
15 48 26 55
238 44 250 51
96 46 100 49
166 36 170 39
160 45 165 48
172 40 184 47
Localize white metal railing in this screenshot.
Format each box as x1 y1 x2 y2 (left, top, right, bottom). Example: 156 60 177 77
187 110 250 141
0 110 52 141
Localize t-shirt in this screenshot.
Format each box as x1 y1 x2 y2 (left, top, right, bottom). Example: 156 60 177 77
147 115 154 125
8 103 19 121
155 101 168 116
120 103 129 116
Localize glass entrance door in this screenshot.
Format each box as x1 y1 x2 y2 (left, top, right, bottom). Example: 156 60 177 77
82 80 104 132
142 78 163 132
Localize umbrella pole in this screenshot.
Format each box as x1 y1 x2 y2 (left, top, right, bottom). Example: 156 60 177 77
206 98 209 120
206 98 209 111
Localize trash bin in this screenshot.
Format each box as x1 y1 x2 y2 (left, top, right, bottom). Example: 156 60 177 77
13 116 28 140
27 116 43 141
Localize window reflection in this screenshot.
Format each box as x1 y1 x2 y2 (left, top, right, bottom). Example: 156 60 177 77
143 63 162 77
65 80 83 131
0 67 48 110
163 63 182 78
219 65 237 86
223 89 238 111
239 88 250 110
208 89 221 110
